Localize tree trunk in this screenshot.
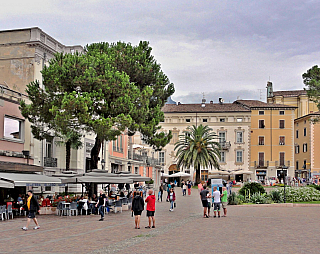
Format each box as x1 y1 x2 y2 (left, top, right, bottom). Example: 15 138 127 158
66 139 71 171
90 136 102 170
195 164 201 184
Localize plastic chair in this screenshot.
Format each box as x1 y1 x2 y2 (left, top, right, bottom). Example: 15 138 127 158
56 202 63 216
46 198 51 207
0 206 5 221
121 197 128 205
114 200 122 213
6 205 13 219
81 199 89 215
69 202 78 216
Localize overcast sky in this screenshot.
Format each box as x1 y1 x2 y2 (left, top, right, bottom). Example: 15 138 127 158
1 0 320 103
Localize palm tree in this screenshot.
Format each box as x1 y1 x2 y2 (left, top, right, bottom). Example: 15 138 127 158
174 125 221 184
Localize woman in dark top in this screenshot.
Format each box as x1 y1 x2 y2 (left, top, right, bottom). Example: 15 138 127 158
131 191 144 229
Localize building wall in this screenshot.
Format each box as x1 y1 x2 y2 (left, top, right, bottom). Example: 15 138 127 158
161 111 251 180
250 108 295 179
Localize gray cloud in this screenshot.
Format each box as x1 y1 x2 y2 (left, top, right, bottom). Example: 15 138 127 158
1 0 320 99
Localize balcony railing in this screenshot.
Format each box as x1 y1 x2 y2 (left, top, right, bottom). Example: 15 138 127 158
275 161 290 168
113 146 123 153
219 141 231 150
44 157 57 167
128 152 161 166
254 161 269 169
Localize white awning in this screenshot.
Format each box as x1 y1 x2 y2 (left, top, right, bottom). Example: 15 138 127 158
0 179 14 188
168 172 191 177
61 176 134 184
0 173 64 187
132 144 149 149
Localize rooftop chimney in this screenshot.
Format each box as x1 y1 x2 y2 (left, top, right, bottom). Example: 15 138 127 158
210 100 213 104
219 98 224 104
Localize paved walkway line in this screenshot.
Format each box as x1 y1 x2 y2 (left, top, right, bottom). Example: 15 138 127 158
237 203 320 207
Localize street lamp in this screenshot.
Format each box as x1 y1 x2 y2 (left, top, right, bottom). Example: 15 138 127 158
147 162 150 177
281 166 288 203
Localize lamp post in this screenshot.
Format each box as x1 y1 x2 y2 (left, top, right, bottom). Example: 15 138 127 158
281 166 288 203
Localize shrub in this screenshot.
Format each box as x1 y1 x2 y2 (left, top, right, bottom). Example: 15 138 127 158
249 193 272 204
239 182 266 197
269 190 283 203
310 184 320 191
270 187 320 202
228 192 239 205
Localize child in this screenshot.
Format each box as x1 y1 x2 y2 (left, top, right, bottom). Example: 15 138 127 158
169 188 176 211
212 186 221 218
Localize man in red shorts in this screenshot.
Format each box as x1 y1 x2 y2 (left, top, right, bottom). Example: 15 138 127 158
145 189 156 228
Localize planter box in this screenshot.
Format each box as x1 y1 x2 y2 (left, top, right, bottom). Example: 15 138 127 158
39 207 57 215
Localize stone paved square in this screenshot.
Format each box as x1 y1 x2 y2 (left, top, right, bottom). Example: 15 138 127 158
0 191 319 254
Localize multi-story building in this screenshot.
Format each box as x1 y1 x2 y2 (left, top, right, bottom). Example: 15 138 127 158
294 112 320 181
266 81 317 119
267 81 320 182
161 99 252 182
235 100 296 182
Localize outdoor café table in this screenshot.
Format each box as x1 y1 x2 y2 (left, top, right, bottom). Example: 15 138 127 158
61 202 71 216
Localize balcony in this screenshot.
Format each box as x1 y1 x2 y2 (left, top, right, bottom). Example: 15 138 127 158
275 161 290 169
44 157 57 167
128 152 161 166
219 141 231 150
113 146 123 153
254 161 269 169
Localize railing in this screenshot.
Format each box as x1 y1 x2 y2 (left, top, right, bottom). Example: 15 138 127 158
219 141 231 150
254 161 269 169
113 146 123 153
128 152 161 166
275 160 290 168
44 157 57 167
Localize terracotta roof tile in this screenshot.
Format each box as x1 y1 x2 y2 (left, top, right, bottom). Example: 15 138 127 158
162 103 250 113
235 100 297 109
273 90 306 97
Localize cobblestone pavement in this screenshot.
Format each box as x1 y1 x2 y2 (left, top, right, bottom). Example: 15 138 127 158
1 190 319 254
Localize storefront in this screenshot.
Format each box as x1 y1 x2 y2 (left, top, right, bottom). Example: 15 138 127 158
256 170 267 183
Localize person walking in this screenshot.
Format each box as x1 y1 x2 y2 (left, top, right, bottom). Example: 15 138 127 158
22 190 40 231
169 188 176 211
131 191 144 229
96 190 106 221
158 184 164 202
221 186 228 217
166 182 172 202
212 186 221 218
145 189 156 228
187 181 192 196
200 185 209 218
182 182 187 196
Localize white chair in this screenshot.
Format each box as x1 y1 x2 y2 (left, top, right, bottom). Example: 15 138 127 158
114 200 122 213
6 205 13 219
81 199 89 215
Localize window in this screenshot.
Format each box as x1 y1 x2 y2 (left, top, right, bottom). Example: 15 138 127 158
135 167 139 174
120 135 123 151
4 116 24 141
296 130 299 139
236 150 243 163
279 136 285 145
202 119 207 122
304 128 307 136
45 186 51 192
236 131 243 143
219 132 226 143
259 111 264 115
296 161 299 170
259 120 265 129
279 120 285 129
303 143 307 153
303 160 307 169
159 151 165 164
186 119 191 123
279 152 285 166
259 152 264 167
295 145 300 154
220 151 225 163
142 151 147 157
279 111 284 115
258 136 264 145
46 140 52 158
304 120 307 124
237 118 243 122
220 118 225 122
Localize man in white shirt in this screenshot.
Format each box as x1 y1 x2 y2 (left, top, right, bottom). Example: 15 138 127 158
212 186 221 218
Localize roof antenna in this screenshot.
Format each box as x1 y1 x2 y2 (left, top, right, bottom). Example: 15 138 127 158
201 93 206 107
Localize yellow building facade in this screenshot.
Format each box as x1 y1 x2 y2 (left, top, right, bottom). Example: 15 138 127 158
236 100 296 182
294 113 320 181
